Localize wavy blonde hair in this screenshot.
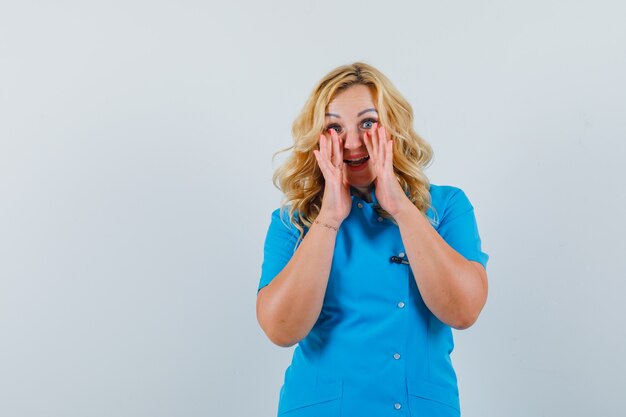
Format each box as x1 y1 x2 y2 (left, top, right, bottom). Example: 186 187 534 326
272 62 437 248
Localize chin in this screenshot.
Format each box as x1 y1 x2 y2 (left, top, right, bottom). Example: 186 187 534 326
348 178 375 188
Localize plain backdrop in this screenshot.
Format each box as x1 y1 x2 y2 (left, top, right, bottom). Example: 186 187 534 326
1 1 625 416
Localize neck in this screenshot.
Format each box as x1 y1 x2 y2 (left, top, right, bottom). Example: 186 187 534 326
352 184 374 203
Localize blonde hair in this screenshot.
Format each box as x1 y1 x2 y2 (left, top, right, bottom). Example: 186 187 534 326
272 62 437 248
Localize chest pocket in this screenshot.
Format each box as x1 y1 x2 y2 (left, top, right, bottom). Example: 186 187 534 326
324 219 406 309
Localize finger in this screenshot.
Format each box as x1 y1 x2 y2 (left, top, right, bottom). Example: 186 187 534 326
320 134 330 164
383 127 393 168
314 148 332 178
378 125 385 142
370 123 379 165
338 137 345 170
378 125 387 169
327 130 333 162
330 129 342 168
314 148 326 170
318 135 332 177
386 140 393 169
363 131 373 164
313 149 326 175
379 133 387 171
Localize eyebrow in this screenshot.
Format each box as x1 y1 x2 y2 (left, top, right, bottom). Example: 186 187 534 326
325 108 378 118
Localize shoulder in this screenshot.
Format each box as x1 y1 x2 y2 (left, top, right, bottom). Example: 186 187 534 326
428 183 467 203
427 183 474 226
269 206 304 236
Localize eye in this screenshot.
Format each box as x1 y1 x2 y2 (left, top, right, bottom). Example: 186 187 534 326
326 124 342 133
361 118 377 130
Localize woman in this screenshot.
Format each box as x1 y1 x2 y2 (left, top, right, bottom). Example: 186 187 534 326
256 62 489 417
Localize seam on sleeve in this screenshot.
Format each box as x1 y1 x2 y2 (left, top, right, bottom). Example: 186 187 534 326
442 207 475 224
440 187 475 225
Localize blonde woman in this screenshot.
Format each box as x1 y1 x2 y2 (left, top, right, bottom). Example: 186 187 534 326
256 62 489 417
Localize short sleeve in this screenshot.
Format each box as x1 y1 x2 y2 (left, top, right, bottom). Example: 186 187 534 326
257 208 302 294
437 188 489 270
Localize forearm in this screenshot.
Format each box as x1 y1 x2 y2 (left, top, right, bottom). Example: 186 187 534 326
394 203 487 329
256 213 339 347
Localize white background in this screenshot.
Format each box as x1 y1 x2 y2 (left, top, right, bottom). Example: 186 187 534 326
1 1 625 416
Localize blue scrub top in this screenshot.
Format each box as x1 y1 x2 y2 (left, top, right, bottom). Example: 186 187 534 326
258 183 489 417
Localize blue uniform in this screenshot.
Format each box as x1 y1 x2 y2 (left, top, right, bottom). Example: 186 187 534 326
258 183 489 417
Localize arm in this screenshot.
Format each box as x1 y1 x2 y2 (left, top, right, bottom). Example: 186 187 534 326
394 203 488 329
257 130 352 347
363 123 488 330
256 213 339 347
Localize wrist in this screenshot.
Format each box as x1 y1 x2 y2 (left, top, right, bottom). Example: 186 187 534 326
316 211 343 230
392 200 419 224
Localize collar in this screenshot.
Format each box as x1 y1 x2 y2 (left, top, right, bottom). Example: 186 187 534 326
349 184 378 206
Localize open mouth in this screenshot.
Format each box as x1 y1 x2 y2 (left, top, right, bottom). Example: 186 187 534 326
343 155 370 167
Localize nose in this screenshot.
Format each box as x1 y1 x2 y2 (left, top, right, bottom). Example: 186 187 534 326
342 127 364 151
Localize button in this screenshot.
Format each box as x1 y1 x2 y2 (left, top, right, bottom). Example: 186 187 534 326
377 216 383 222
397 301 405 308
393 353 401 360
398 252 405 257
394 403 402 410
357 203 363 208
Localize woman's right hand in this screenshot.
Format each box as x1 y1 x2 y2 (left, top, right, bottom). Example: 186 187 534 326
312 129 352 226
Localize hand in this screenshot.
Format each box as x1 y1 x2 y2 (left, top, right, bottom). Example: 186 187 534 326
363 123 413 218
312 129 352 225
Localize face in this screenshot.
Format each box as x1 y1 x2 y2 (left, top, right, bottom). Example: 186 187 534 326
323 84 378 190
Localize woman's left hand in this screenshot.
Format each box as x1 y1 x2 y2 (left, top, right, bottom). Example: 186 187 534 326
364 123 413 218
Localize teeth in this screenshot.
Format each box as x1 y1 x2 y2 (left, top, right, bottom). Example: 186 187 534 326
344 155 370 166
344 155 369 162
